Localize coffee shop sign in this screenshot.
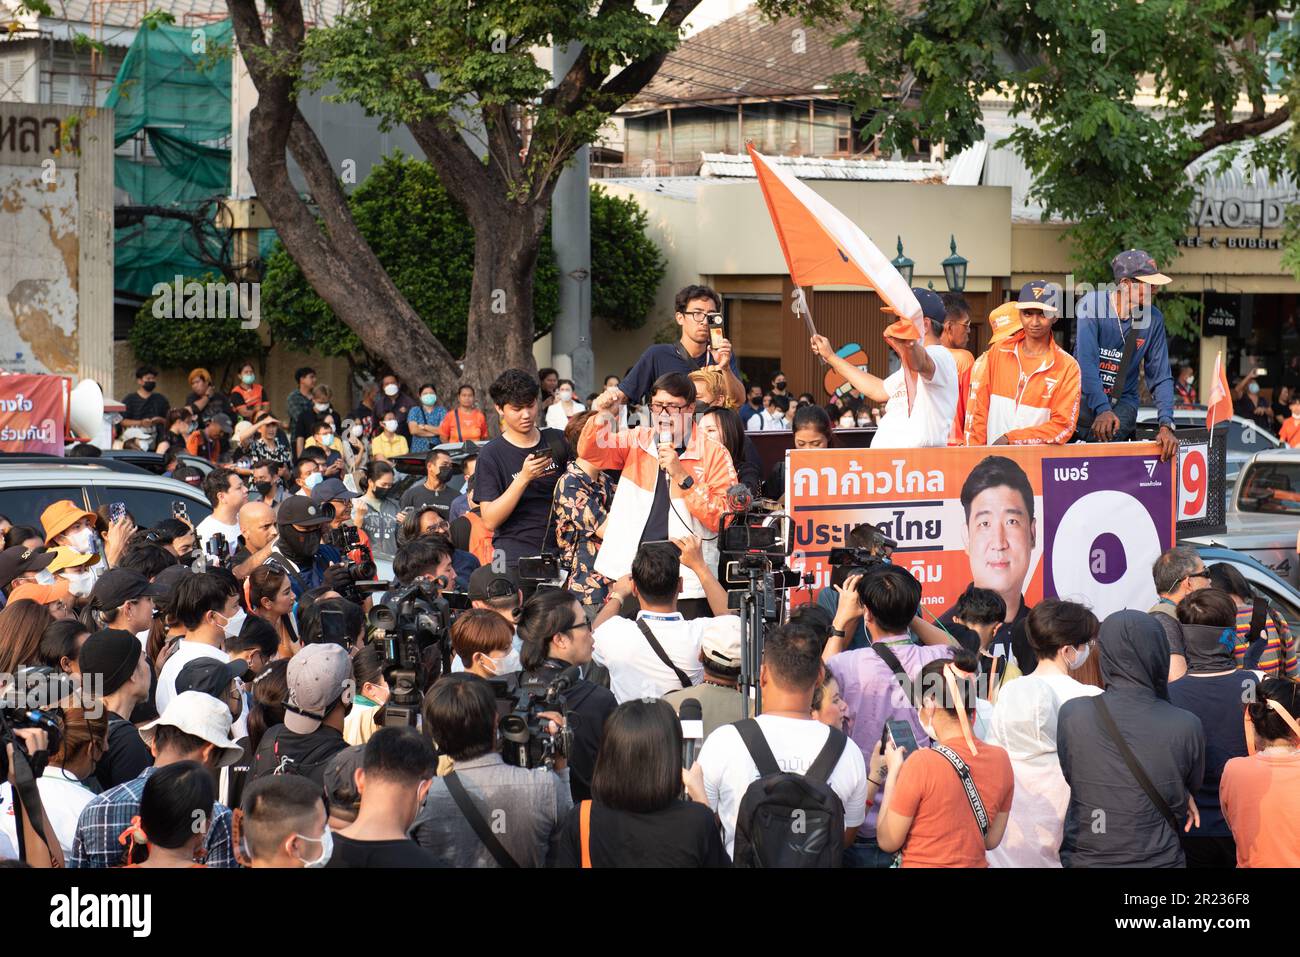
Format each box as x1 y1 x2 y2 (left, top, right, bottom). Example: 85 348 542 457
1174 196 1288 248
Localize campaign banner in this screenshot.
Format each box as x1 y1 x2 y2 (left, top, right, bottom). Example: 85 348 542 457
785 443 1175 620
0 373 66 454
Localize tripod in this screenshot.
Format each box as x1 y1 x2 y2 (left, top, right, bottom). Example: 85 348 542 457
734 558 782 718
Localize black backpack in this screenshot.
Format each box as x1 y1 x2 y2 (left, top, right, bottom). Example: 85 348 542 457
731 719 848 868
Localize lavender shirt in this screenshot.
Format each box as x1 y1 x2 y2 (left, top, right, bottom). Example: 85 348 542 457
826 638 954 835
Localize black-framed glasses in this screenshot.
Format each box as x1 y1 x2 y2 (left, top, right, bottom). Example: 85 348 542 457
680 310 722 325
650 402 689 414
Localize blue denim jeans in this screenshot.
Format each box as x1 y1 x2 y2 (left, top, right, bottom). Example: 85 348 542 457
842 835 898 869
1075 400 1138 442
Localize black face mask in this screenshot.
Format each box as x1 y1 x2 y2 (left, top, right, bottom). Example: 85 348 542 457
774 381 787 390
749 397 762 407
279 525 321 559
142 381 157 392
255 481 275 497
373 486 391 500
436 466 454 484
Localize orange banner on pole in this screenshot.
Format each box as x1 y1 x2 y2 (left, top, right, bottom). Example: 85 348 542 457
746 143 923 335
785 444 1176 620
1206 350 1232 434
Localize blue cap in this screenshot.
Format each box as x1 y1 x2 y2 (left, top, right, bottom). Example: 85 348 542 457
310 478 359 504
910 287 946 324
1111 249 1171 284
1016 280 1062 315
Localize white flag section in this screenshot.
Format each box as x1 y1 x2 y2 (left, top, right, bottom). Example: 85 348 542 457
747 145 924 333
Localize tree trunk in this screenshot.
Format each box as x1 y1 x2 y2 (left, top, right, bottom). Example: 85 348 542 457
226 0 461 394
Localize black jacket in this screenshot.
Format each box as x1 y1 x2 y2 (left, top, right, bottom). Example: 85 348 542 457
1057 611 1206 867
523 658 616 802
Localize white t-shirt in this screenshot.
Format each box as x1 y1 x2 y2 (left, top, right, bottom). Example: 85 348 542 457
544 401 585 431
699 713 868 859
1033 671 1103 703
593 612 709 703
0 768 97 859
196 514 241 557
871 344 958 448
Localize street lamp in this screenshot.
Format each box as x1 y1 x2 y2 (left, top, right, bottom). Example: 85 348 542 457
941 234 968 293
891 236 914 287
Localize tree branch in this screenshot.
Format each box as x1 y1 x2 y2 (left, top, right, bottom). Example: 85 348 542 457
1190 105 1291 162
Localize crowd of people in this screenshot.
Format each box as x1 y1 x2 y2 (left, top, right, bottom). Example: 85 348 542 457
0 264 1296 870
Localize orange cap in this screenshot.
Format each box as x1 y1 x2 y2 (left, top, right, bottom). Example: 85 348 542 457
41 500 106 544
883 318 921 341
987 302 1024 345
9 578 72 606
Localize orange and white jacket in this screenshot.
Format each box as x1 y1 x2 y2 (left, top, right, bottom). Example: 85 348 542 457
947 348 975 446
965 334 1081 445
579 413 737 599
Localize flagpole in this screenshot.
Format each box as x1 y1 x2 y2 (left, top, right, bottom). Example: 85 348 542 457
792 286 826 365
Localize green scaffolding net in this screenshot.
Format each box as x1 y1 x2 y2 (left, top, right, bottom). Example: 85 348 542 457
105 19 233 298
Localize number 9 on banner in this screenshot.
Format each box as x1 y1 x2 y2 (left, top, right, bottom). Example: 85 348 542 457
1178 442 1209 521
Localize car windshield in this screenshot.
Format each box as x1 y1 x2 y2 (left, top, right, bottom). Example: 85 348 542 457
1229 420 1278 452
1237 461 1300 514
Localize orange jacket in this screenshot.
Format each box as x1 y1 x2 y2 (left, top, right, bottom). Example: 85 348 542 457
947 348 974 445
966 334 1081 445
578 412 736 599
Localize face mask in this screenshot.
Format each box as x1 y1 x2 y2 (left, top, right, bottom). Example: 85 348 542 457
350 425 363 439
775 380 786 390
241 373 255 385
384 384 400 397
557 389 572 402
142 380 156 392
373 486 392 500
320 434 334 446
839 416 855 428
1249 383 1261 395
221 608 247 639
294 826 333 868
256 480 275 497
1067 643 1091 671
313 402 329 413
484 648 522 676
749 397 761 407
421 393 437 407
35 568 57 586
138 440 152 451
1186 376 1194 386
280 525 322 558
436 465 454 483
64 568 95 597
383 420 398 432
65 527 97 554
305 472 324 490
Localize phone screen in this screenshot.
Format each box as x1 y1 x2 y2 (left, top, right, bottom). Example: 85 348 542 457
886 718 919 756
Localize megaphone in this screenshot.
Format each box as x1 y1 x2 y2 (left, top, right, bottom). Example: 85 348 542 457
68 378 104 440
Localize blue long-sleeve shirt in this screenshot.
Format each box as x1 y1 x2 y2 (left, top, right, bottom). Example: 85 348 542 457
1073 291 1175 424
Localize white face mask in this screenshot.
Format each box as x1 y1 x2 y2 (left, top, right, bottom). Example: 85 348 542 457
557 389 573 402
1067 643 1091 671
36 568 57 586
483 648 522 676
350 425 363 438
839 416 855 428
313 402 329 413
320 434 334 446
383 420 398 432
64 568 95 597
65 526 97 554
294 826 333 868
221 608 247 639
383 384 400 397
1186 376 1195 386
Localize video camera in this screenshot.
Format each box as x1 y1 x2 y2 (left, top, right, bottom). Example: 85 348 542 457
0 666 68 782
827 524 897 588
324 524 378 603
366 580 455 727
499 666 577 771
718 484 803 591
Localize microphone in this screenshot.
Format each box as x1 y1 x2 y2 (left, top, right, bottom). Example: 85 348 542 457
726 484 753 512
679 698 703 770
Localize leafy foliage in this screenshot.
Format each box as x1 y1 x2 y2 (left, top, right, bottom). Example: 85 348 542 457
263 156 662 361
130 273 263 370
777 0 1300 278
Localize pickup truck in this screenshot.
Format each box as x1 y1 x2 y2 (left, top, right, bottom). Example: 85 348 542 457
1182 448 1300 587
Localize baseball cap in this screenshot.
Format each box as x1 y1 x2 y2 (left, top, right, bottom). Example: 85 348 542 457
987 302 1024 345
211 413 234 434
41 499 106 544
0 545 55 592
151 563 194 600
139 690 244 766
701 616 742 670
284 643 353 734
90 568 168 609
911 287 947 324
1111 249 1171 285
47 545 98 573
311 478 360 505
232 420 257 446
176 656 249 699
1015 280 1062 315
278 496 333 529
79 628 142 696
9 579 72 608
468 566 520 602
121 426 152 445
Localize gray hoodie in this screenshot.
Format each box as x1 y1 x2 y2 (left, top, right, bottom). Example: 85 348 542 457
1057 610 1206 867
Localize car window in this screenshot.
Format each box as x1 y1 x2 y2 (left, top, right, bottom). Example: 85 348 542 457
0 485 92 534
1229 421 1279 451
1236 461 1300 514
88 484 212 530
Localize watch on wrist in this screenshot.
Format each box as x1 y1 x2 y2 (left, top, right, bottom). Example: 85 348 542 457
1158 419 1175 431
830 627 847 638
677 474 695 491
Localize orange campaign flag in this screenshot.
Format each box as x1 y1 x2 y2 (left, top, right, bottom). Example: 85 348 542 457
746 143 923 336
1206 351 1233 433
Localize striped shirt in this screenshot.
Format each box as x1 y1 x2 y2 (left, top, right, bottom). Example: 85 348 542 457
1233 606 1298 678
68 766 236 868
